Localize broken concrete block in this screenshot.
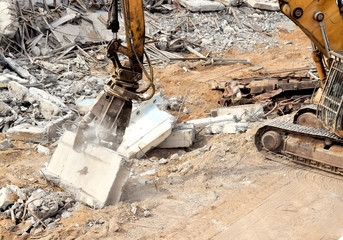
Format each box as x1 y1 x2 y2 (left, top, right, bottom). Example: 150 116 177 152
6 124 47 142
37 145 51 156
41 131 130 208
223 122 249 133
0 139 12 149
205 122 249 134
0 101 12 117
215 0 243 6
0 74 29 87
7 81 29 100
117 95 175 158
211 104 264 122
76 99 95 114
29 87 68 119
1 56 37 82
158 129 195 148
178 0 225 12
247 0 279 11
178 115 238 129
0 0 19 39
0 187 18 210
16 0 68 8
9 82 69 120
6 111 74 143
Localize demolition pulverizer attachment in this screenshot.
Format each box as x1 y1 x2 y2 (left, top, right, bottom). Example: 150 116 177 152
72 68 143 153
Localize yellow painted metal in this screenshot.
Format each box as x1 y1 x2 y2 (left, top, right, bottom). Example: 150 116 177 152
279 0 343 57
122 0 145 72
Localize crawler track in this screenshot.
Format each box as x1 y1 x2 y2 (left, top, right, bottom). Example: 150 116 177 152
255 120 343 175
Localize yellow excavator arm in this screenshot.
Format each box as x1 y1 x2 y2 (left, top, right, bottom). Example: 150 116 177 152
73 0 154 152
279 0 343 82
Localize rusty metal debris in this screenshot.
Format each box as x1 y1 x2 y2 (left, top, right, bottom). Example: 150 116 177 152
210 72 319 116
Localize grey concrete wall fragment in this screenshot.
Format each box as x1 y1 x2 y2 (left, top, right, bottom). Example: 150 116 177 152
178 0 225 12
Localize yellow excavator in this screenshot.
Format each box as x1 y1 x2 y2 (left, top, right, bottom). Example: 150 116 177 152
255 0 343 174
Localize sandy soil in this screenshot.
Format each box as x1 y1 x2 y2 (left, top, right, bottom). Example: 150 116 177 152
1 26 343 240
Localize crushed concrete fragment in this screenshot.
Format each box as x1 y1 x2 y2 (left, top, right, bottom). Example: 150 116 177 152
140 169 157 177
76 98 95 114
247 0 279 11
159 158 168 164
170 153 179 161
0 186 18 210
8 81 70 120
178 115 238 129
0 0 19 39
6 124 47 142
211 104 264 122
61 211 72 218
178 0 225 12
205 122 249 134
223 122 249 133
158 129 195 148
0 139 12 149
37 145 51 156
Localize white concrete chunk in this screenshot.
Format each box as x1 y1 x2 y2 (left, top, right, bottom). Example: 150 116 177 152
205 122 249 134
223 122 249 133
76 99 95 114
8 81 29 100
9 82 69 120
158 129 195 148
41 131 130 208
178 115 238 129
6 124 47 142
117 96 175 158
0 187 18 210
247 0 279 11
0 0 19 38
178 0 225 12
212 104 264 122
37 145 51 156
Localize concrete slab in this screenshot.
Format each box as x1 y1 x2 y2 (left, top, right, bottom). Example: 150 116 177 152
117 96 175 158
178 0 225 12
211 104 264 122
158 129 195 148
205 122 249 134
41 131 130 208
247 0 279 11
76 98 95 114
5 112 74 142
177 115 238 129
6 124 47 142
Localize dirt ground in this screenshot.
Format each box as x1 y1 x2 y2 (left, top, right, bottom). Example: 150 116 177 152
2 26 343 240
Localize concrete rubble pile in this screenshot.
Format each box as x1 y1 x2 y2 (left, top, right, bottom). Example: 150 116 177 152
0 184 81 234
145 0 292 57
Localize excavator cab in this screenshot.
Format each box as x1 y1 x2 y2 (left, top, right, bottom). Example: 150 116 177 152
317 51 343 137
